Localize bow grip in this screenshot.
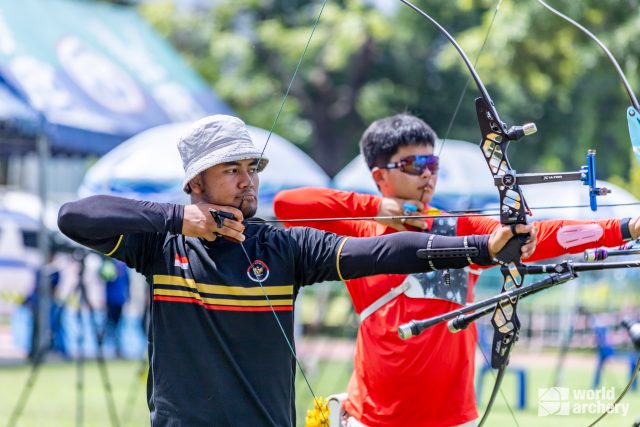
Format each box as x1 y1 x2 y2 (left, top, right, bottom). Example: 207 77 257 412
493 232 529 265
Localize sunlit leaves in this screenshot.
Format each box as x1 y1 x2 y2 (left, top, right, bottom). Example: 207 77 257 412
139 0 640 183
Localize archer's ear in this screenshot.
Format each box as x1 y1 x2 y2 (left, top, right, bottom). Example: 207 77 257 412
188 175 204 194
371 167 386 187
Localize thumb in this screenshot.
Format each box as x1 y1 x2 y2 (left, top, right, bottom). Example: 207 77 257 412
513 224 532 236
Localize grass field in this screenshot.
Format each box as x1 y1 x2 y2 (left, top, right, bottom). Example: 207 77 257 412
1 359 150 427
294 351 640 427
1 351 640 427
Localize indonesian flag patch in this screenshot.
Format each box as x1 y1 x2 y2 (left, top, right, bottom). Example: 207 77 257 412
174 254 189 270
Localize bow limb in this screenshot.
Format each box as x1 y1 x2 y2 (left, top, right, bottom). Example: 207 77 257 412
398 0 508 136
477 360 509 426
586 355 640 427
534 3 640 423
475 95 531 426
397 1 535 424
535 0 640 165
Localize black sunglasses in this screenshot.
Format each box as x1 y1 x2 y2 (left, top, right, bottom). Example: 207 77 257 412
380 155 439 176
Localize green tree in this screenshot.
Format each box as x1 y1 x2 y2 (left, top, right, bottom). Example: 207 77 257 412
141 0 640 192
449 0 640 194
142 0 386 175
141 0 491 175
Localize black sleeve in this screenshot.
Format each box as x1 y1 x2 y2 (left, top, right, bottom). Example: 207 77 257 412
287 227 492 286
285 227 345 287
339 231 492 280
57 196 183 271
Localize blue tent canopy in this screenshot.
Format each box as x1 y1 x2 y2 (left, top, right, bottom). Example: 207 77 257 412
0 0 232 155
0 83 42 154
0 84 41 138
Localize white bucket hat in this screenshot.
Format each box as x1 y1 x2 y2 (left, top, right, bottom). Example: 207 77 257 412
177 115 268 192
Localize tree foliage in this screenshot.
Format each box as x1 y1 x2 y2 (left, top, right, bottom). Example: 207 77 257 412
449 0 640 193
140 0 640 194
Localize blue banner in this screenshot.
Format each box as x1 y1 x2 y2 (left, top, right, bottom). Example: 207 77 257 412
0 0 232 154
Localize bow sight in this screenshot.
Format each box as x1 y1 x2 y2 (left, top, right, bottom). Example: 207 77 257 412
495 148 610 213
477 101 609 224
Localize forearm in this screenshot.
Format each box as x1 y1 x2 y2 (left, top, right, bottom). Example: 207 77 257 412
339 232 492 280
58 195 183 251
526 218 626 262
274 188 380 235
459 216 629 263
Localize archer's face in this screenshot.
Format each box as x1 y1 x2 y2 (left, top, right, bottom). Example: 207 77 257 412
190 159 260 218
373 144 438 204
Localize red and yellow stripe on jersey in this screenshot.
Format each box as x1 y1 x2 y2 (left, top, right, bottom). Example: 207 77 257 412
152 275 294 312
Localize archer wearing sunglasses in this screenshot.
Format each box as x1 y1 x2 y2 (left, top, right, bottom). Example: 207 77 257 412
380 154 439 176
274 113 640 427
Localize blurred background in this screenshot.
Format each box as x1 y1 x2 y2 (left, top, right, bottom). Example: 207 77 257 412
2 0 640 426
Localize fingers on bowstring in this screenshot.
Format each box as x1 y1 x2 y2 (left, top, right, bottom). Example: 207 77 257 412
400 202 427 230
222 218 246 234
219 220 246 242
216 205 244 222
402 201 423 216
207 218 246 243
406 218 427 230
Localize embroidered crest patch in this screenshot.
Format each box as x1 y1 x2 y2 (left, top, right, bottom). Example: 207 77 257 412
247 260 270 282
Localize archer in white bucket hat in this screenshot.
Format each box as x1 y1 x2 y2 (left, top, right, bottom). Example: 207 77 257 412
178 115 268 193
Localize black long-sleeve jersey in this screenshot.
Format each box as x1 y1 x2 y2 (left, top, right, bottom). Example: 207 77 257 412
58 196 492 427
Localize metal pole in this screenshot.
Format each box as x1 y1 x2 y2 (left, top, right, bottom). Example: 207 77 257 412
34 132 51 358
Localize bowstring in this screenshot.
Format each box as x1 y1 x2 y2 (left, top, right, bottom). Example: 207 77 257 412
535 0 640 111
534 2 640 423
256 1 328 162
236 243 322 411
425 0 522 423
237 0 330 420
436 0 503 157
477 346 522 427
